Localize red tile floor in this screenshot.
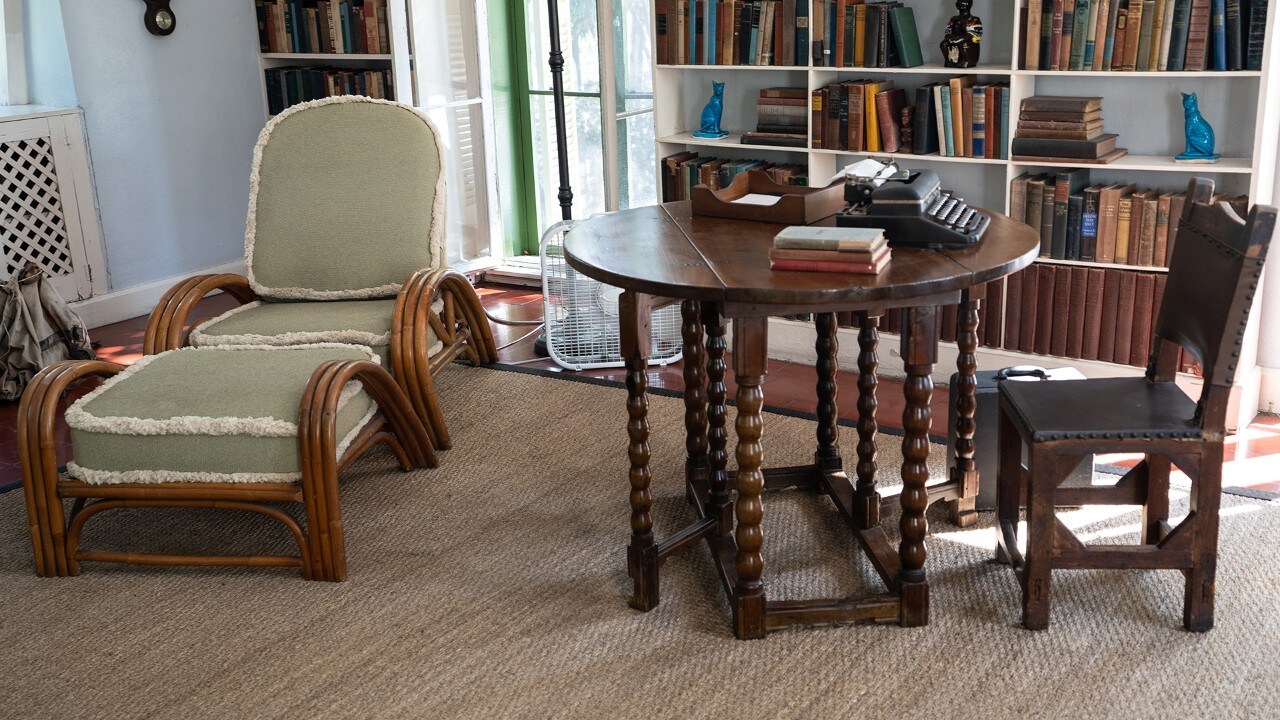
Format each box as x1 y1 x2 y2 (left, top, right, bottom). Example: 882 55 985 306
2 283 1278 497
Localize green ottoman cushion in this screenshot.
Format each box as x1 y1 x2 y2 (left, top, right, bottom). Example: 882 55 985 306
65 344 379 485
189 299 443 365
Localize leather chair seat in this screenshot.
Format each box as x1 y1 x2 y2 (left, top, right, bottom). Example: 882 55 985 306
1000 376 1202 443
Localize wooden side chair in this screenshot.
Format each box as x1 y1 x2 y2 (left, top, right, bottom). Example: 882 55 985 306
143 96 496 452
995 178 1276 631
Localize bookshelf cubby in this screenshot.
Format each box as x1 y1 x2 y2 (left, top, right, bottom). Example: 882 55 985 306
254 0 414 117
650 0 1278 388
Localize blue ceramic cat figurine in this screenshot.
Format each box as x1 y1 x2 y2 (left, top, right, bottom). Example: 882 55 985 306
1176 92 1220 163
692 81 728 139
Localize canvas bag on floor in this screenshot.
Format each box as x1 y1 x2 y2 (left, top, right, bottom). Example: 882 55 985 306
0 262 95 401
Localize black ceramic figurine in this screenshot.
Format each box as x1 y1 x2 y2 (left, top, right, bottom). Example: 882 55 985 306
941 0 982 68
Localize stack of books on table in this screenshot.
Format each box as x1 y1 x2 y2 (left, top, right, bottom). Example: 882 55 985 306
742 88 809 147
1010 96 1127 163
769 226 890 274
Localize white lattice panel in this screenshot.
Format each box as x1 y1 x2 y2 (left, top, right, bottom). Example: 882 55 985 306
0 111 105 301
0 135 74 278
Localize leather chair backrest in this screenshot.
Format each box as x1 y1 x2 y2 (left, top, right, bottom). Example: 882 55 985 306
1153 178 1276 425
245 96 446 301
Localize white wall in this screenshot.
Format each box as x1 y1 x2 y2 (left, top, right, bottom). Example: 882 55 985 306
59 0 265 291
23 0 75 106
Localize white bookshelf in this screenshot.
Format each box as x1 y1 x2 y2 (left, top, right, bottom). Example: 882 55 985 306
649 0 1279 423
255 1 414 118
651 0 1277 215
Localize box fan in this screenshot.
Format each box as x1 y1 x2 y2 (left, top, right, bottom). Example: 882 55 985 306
539 220 682 370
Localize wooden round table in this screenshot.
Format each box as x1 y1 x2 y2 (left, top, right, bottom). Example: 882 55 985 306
565 201 1039 639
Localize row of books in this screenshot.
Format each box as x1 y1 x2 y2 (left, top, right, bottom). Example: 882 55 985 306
810 78 1011 158
661 152 807 201
255 0 392 55
811 1 925 68
845 273 1200 373
1002 265 1168 367
655 1 810 66
1010 170 1248 266
1020 0 1270 71
264 67 394 115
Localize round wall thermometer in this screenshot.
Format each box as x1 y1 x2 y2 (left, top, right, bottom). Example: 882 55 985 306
143 1 176 36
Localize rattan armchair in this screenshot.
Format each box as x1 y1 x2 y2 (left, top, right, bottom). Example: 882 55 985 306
143 96 496 451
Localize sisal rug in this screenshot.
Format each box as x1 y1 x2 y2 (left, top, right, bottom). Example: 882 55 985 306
1 366 1277 719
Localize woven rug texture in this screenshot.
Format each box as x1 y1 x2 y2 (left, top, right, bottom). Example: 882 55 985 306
1 366 1278 719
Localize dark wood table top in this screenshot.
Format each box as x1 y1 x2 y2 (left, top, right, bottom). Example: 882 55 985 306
564 201 1041 309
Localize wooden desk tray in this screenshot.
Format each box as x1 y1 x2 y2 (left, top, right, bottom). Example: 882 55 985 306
691 170 845 225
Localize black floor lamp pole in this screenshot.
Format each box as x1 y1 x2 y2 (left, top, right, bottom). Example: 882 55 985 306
547 0 574 221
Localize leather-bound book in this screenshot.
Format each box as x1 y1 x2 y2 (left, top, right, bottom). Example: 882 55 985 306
1115 192 1136 264
1096 183 1136 263
1166 191 1187 263
1050 265 1072 356
1081 268 1106 359
1136 192 1159 266
1080 185 1103 260
1184 0 1211 69
1154 191 1175 266
1098 268 1121 362
1113 270 1138 365
1127 189 1153 265
941 302 958 342
1049 0 1067 70
1040 180 1057 257
1020 265 1040 353
1027 176 1048 255
875 87 908 153
811 88 826 149
1130 273 1156 366
1066 267 1089 357
1152 273 1168 343
1005 270 1024 350
984 277 1005 348
1010 172 1033 227
1035 265 1057 356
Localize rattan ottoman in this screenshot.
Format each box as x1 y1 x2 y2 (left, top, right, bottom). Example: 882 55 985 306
18 343 435 581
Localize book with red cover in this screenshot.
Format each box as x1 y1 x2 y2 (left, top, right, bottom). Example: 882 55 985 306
769 256 889 274
1066 267 1089 357
941 303 958 342
984 277 1005 347
1098 268 1121 362
875 87 909 153
1152 273 1168 344
1184 0 1211 69
1081 268 1106 359
1049 0 1067 70
1166 192 1187 264
1035 265 1057 355
1113 271 1138 365
768 247 888 263
1019 265 1040 353
1004 270 1024 350
1129 273 1156 366
1050 266 1073 356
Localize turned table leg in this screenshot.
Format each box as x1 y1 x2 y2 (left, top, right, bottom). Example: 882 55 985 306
814 312 842 473
704 302 732 536
898 305 938 627
855 311 882 529
949 287 983 528
682 300 709 498
621 292 658 612
732 315 769 639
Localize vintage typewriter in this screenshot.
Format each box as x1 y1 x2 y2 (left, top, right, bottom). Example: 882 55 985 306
836 168 990 248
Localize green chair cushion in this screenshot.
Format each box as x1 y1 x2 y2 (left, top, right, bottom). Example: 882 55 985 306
188 299 442 365
65 344 378 484
246 97 444 300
